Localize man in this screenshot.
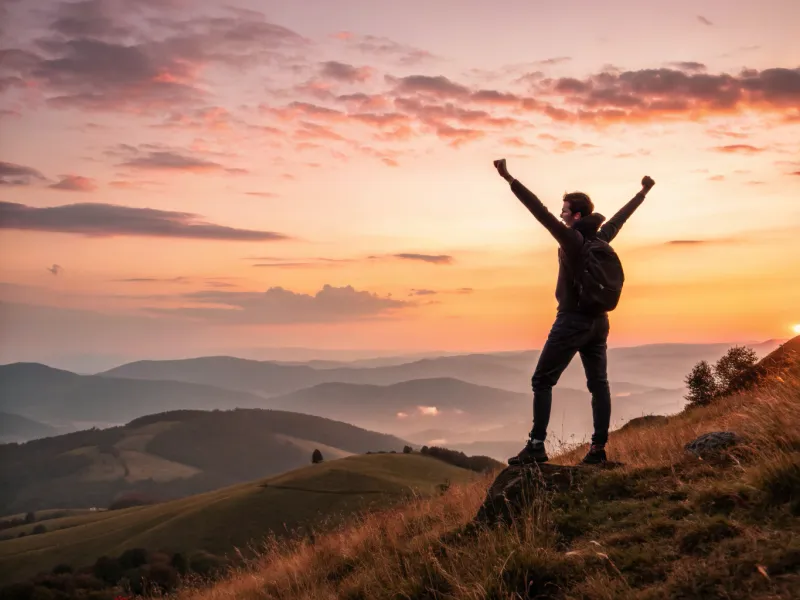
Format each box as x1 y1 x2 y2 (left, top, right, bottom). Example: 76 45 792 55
493 158 655 465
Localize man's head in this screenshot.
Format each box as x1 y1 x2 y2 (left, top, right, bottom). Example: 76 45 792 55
561 192 594 227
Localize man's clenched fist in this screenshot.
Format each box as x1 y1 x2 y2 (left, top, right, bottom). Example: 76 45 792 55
642 175 655 190
494 158 512 181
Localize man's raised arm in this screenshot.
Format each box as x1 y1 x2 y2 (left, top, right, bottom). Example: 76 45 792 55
493 159 574 247
598 176 655 243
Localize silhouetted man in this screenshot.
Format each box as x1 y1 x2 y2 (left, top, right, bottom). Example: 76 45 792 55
493 158 655 465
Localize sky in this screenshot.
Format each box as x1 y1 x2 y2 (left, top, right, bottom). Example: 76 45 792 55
1 0 799 366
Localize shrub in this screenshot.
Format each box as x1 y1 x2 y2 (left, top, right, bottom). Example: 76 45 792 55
684 360 718 406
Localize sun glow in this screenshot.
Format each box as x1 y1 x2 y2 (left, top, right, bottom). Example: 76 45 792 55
793 324 800 335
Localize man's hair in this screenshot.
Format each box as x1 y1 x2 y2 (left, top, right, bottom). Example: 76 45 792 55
563 192 594 217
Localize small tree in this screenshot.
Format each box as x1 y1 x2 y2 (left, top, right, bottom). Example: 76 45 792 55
402 445 412 454
714 345 758 393
684 360 718 406
311 449 323 464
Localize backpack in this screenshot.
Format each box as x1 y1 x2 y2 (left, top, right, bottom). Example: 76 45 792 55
574 237 625 313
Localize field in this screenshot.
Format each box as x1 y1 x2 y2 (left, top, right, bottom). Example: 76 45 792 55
0 453 475 584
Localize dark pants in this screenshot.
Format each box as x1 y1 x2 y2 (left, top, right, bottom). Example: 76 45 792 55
530 311 611 446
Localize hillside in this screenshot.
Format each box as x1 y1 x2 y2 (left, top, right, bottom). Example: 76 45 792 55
0 453 476 584
167 336 800 600
0 412 57 444
0 363 271 427
0 409 407 515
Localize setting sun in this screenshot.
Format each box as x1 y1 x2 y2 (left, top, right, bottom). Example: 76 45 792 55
793 324 800 335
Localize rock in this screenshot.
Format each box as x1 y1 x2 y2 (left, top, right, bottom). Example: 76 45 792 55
474 461 622 526
684 431 740 458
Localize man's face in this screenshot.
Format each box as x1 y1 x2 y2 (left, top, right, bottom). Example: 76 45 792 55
561 201 580 226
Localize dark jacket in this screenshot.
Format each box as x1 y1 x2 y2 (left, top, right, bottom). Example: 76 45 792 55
510 179 646 313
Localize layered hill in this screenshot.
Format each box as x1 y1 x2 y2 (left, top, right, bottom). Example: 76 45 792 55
0 409 407 515
0 453 477 584
0 412 57 444
0 363 271 427
101 340 782 395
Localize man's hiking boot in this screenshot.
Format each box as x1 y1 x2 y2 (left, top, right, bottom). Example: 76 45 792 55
581 444 607 465
508 440 548 465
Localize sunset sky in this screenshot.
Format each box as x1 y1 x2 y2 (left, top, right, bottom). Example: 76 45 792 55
1 0 799 366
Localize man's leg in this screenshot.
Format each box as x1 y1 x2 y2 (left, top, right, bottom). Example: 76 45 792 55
578 314 612 447
530 313 590 442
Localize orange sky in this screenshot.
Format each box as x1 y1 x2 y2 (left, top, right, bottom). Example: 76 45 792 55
1 0 799 365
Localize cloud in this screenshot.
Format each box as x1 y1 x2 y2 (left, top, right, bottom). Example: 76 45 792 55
49 175 97 192
47 264 63 276
117 277 190 283
409 289 437 296
709 175 725 181
712 144 765 153
332 32 435 65
533 66 800 124
697 15 714 26
245 191 279 198
147 284 410 324
319 61 374 83
670 61 707 72
455 288 473 294
417 406 439 416
396 412 408 419
0 201 290 241
394 253 454 264
664 239 737 246
118 149 244 173
0 161 47 186
534 56 571 66
388 74 470 99
2 4 308 113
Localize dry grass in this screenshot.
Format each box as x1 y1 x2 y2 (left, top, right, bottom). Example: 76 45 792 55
171 372 800 600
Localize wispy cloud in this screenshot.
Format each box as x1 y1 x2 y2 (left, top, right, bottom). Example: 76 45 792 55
332 32 436 65
0 202 291 241
0 161 47 186
697 15 714 26
49 175 97 192
712 144 766 154
393 253 454 264
47 264 63 276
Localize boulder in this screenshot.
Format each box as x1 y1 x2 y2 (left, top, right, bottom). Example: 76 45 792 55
684 431 741 458
474 461 621 526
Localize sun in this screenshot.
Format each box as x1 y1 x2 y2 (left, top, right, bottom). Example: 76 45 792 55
793 324 800 335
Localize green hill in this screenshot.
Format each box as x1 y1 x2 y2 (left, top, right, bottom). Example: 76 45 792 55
0 453 476 583
0 409 408 515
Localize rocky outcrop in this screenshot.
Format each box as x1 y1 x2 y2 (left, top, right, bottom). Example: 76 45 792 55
684 431 741 458
474 461 622 526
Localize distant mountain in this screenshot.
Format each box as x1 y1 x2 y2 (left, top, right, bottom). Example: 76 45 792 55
0 453 475 584
0 363 271 426
0 412 57 444
101 354 527 395
0 408 408 515
101 340 784 397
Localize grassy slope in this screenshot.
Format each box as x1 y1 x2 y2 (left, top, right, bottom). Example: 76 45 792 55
175 341 800 600
0 453 475 583
1 409 409 514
